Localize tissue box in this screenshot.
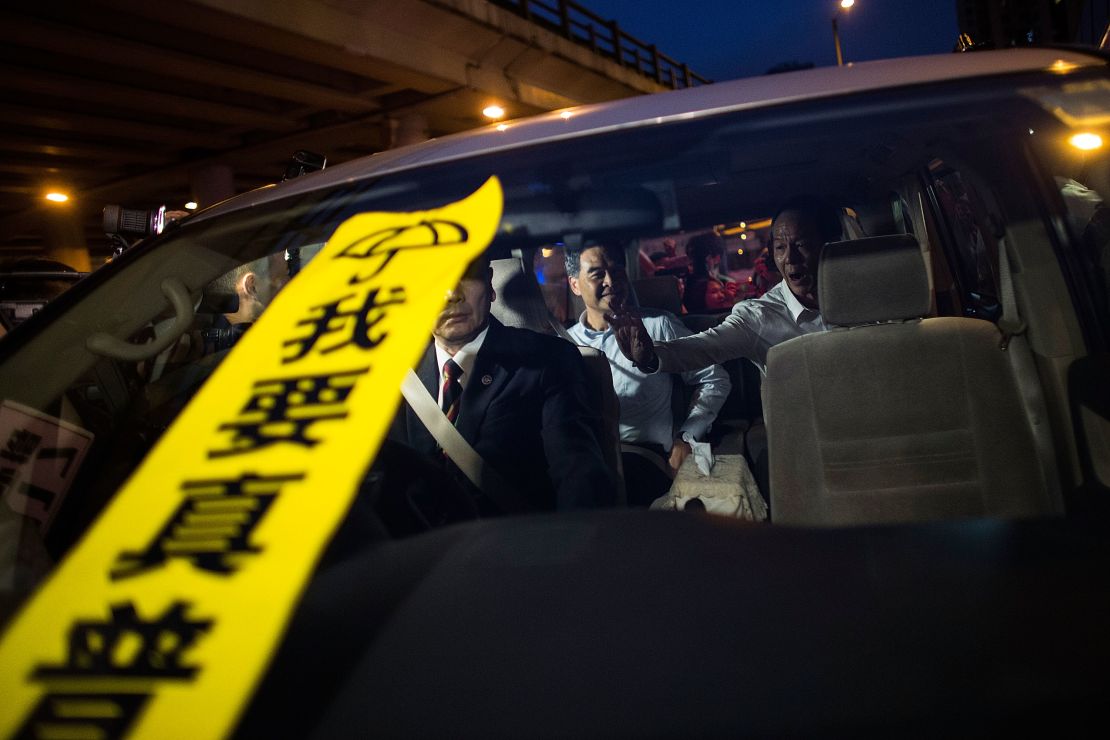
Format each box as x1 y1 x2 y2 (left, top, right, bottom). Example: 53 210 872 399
663 454 767 520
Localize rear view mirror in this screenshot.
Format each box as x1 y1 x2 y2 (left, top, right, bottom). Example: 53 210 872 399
497 188 663 247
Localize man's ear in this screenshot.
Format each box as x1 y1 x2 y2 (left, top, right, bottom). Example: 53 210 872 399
567 275 582 297
240 271 257 298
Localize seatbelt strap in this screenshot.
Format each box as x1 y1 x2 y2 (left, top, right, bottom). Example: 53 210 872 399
400 368 523 514
997 239 1028 350
996 237 1064 513
551 317 576 342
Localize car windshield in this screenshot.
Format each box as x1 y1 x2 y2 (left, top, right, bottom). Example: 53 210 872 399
1 63 1109 732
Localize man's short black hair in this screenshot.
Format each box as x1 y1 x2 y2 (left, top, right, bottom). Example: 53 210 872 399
462 252 492 281
772 195 843 244
563 241 624 277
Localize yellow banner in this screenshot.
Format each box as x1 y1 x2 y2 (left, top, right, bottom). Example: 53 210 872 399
0 177 503 738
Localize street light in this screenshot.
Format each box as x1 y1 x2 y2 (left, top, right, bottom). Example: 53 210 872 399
832 0 855 67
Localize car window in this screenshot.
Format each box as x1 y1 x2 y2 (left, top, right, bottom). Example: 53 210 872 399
1035 141 1110 344
928 161 1002 322
1 66 1108 630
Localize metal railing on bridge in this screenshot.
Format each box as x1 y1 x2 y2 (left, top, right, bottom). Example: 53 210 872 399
491 0 711 88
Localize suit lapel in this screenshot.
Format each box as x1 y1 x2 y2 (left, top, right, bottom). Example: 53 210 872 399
455 319 510 445
405 342 440 452
416 342 438 395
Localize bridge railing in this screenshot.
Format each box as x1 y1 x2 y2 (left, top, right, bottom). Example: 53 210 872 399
490 0 711 88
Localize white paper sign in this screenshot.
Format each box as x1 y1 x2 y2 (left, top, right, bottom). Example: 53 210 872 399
0 400 94 532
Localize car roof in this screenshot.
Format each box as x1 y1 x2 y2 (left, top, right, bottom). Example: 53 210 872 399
194 48 1105 222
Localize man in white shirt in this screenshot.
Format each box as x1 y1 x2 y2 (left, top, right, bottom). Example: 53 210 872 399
566 243 730 505
612 196 841 375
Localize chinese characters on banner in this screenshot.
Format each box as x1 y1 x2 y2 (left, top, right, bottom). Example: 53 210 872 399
0 178 503 739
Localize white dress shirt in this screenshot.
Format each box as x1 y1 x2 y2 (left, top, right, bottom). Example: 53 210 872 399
568 312 730 452
433 325 489 407
654 281 827 376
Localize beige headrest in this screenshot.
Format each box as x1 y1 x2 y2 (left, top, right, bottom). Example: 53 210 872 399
819 234 930 326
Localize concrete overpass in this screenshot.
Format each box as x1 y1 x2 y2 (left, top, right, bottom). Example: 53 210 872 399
0 0 708 266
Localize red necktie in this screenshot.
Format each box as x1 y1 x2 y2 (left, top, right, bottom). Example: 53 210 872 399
441 359 463 425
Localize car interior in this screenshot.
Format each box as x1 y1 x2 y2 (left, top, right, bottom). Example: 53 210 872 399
0 69 1109 626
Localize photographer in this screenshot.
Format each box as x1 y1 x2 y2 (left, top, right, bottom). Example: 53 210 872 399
205 252 289 351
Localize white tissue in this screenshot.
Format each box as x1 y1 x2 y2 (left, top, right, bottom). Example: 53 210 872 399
687 437 714 476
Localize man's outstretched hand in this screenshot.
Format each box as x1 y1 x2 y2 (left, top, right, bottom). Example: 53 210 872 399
607 307 658 372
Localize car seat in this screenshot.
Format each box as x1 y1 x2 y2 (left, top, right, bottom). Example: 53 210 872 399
764 234 1060 525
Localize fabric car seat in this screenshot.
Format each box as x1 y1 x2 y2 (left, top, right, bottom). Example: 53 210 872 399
763 234 1059 525
490 254 626 504
491 253 567 336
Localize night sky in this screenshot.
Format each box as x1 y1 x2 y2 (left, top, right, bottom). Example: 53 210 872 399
582 0 961 81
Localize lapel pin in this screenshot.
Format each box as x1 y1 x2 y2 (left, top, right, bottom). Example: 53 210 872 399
481 374 493 386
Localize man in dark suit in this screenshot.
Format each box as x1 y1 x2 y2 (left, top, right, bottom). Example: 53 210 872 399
389 255 617 518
